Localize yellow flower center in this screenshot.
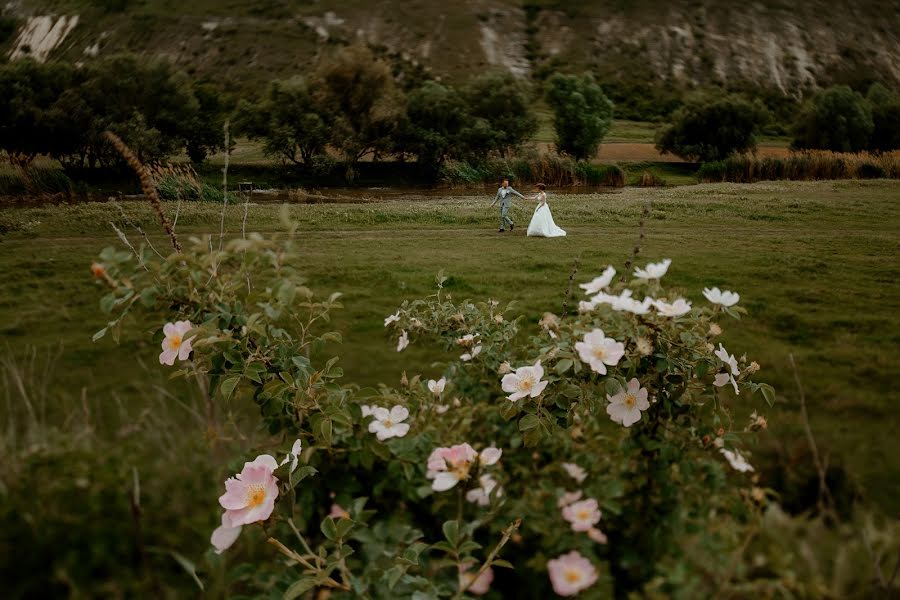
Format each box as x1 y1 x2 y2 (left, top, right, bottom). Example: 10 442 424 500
624 393 637 408
168 335 182 350
518 376 534 391
246 484 266 507
383 419 394 428
450 460 472 481
577 509 590 521
592 347 606 360
564 569 583 584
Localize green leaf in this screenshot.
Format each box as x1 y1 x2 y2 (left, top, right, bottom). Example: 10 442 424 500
244 362 267 384
759 383 776 407
384 565 406 589
491 559 514 569
293 466 318 486
320 516 338 541
92 327 108 342
499 401 519 421
319 419 333 446
283 577 316 600
335 517 354 539
518 414 540 431
442 520 460 547
555 358 574 374
219 375 240 400
604 378 622 396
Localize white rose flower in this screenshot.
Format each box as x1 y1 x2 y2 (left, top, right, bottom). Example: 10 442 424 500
428 377 446 395
368 406 410 441
703 287 740 307
574 329 625 375
606 378 650 427
500 360 549 402
633 258 671 280
579 266 616 295
654 298 692 317
396 330 409 352
720 448 754 472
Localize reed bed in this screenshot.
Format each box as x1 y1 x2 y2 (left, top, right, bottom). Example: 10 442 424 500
441 155 625 188
698 150 900 183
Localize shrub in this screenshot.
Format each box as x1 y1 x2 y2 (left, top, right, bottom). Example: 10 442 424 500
399 81 469 173
867 83 900 152
656 94 770 162
0 172 26 195
150 163 223 201
545 73 614 161
792 85 874 153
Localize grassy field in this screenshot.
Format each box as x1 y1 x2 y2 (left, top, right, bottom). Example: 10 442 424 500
2 179 899 510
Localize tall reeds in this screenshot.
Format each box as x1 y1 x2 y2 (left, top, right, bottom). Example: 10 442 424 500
698 151 900 183
441 155 625 188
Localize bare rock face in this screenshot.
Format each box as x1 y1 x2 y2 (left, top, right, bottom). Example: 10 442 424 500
3 0 899 95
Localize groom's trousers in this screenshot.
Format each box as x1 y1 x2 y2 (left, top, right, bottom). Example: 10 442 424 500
499 206 513 230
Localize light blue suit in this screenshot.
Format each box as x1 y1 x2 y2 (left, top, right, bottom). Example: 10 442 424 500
490 185 525 230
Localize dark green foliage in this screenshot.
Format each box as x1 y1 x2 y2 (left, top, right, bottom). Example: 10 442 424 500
234 79 331 165
0 16 17 44
545 73 613 161
313 45 404 163
0 56 223 169
461 72 538 158
792 85 874 153
0 60 78 164
183 82 229 164
656 95 770 162
398 81 469 172
866 83 900 152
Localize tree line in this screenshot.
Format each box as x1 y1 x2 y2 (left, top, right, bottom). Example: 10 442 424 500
1 45 899 180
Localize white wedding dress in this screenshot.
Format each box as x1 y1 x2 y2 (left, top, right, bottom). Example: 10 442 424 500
526 192 567 237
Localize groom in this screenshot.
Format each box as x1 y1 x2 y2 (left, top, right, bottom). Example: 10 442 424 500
489 178 525 233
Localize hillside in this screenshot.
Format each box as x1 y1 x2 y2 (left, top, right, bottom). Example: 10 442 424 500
2 0 900 100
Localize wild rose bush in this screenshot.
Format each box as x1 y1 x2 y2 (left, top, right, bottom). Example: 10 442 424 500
94 224 780 598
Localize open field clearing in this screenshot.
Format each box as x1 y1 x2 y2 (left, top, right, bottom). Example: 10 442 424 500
2 179 898 514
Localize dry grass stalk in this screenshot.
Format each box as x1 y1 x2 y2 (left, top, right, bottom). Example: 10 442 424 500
103 131 181 253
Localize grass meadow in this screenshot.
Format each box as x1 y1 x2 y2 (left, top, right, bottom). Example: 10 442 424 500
1 179 898 595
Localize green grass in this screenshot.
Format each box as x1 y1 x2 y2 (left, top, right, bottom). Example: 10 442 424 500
1 180 899 513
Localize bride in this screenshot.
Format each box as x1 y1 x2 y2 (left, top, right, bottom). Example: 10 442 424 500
526 183 567 238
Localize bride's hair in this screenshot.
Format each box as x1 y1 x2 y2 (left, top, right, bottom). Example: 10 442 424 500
536 183 546 191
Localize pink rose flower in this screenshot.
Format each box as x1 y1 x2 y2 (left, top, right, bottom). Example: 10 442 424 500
426 443 478 492
547 551 599 596
562 498 602 532
218 454 279 527
459 563 494 595
159 320 195 365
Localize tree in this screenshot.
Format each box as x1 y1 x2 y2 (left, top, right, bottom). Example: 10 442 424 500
0 60 77 166
233 79 330 165
866 83 900 152
49 55 200 168
545 73 613 161
184 82 229 164
400 81 468 173
656 95 770 162
461 72 538 159
313 46 403 164
792 85 874 153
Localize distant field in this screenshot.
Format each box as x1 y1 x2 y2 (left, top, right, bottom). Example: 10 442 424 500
2 179 898 512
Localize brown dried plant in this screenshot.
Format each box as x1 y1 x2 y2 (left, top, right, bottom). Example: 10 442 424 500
103 131 181 253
